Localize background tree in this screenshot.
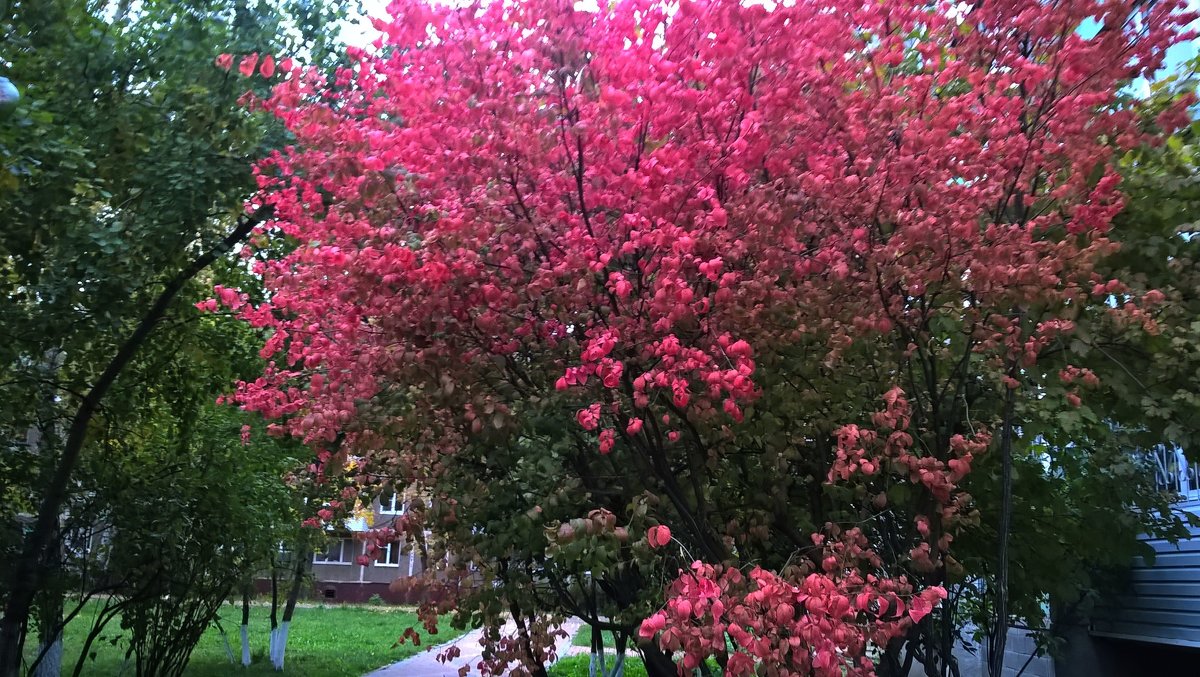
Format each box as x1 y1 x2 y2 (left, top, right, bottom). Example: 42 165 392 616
70 407 301 677
0 0 350 673
996 55 1200 651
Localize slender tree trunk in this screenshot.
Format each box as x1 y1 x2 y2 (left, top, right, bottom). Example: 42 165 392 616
611 633 627 677
240 587 252 667
268 560 279 669
274 547 308 671
31 587 62 677
506 602 548 677
70 599 121 677
589 624 605 677
988 371 1018 677
218 619 236 664
0 207 271 677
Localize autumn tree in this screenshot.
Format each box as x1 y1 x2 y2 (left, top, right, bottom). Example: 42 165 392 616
220 1 1197 675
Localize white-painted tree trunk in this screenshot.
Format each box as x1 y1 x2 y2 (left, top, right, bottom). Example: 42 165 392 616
611 651 625 677
219 625 235 663
32 636 61 677
589 648 610 677
271 621 290 671
240 625 251 667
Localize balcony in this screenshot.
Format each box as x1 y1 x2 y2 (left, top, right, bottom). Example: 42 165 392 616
1151 446 1200 505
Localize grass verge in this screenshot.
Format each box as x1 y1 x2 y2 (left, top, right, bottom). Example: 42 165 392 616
25 601 464 677
548 654 649 677
571 625 624 648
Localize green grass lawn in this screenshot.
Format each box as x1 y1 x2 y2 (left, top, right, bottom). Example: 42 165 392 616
557 627 724 677
571 625 624 648
25 601 465 677
548 654 649 677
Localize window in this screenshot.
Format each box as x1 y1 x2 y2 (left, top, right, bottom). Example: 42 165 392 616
377 542 402 567
380 493 404 515
313 539 352 565
277 542 293 566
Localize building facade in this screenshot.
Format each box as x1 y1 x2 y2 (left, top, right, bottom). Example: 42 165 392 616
1061 446 1200 674
305 495 430 604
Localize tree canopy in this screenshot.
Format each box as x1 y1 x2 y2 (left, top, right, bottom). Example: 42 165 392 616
1 0 1198 676
218 0 1200 675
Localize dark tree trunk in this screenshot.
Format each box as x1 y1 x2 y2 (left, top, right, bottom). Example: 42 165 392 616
988 371 1018 677
638 644 677 677
281 549 306 625
240 586 252 667
273 546 308 670
31 585 63 677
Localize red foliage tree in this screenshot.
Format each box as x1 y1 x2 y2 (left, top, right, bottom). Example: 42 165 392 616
214 0 1195 674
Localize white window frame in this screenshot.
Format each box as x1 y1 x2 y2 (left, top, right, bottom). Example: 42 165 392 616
380 493 404 515
377 542 402 568
312 539 352 565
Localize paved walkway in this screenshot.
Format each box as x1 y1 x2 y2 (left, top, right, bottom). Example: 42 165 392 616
366 619 582 677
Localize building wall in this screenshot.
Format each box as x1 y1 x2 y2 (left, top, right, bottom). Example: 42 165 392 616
257 496 435 603
306 497 432 598
311 539 426 584
952 623 1054 677
997 629 1054 677
251 577 441 605
1090 504 1200 647
1052 502 1200 677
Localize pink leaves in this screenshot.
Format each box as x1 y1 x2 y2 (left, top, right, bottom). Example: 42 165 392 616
216 2 1194 673
575 403 600 431
908 587 948 624
596 359 623 388
219 52 287 78
669 598 694 621
647 551 946 677
726 652 755 674
722 398 744 423
724 338 753 360
647 525 671 548
607 271 633 298
238 53 258 77
580 329 619 362
671 379 690 408
598 428 615 454
771 602 795 625
638 612 666 639
625 417 643 435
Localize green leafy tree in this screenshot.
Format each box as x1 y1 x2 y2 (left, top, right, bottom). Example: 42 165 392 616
67 407 302 677
0 1 349 673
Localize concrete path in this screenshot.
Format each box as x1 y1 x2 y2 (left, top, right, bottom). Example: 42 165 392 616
366 619 582 677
